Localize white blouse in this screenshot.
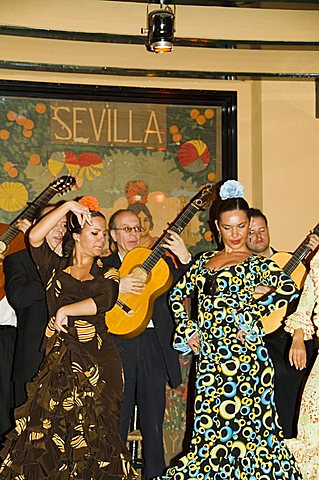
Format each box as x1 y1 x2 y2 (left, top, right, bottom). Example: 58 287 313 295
285 250 319 340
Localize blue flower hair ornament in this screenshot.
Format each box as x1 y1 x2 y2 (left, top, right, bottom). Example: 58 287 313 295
220 180 245 200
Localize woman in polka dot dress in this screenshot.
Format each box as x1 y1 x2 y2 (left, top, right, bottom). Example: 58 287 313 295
159 181 303 480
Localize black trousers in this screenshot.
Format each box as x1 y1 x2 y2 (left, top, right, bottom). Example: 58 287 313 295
112 329 167 480
264 327 317 438
0 326 16 437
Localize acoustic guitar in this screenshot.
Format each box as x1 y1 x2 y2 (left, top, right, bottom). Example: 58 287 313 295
105 184 216 338
261 221 319 334
0 175 76 299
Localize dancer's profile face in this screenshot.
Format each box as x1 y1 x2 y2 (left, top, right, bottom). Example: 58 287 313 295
75 216 107 257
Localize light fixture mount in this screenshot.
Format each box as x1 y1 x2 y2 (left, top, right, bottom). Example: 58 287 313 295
141 1 176 53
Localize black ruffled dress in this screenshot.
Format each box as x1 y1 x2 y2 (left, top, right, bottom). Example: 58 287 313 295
0 242 135 479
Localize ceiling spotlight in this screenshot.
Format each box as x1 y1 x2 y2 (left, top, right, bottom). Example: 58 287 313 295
141 1 176 54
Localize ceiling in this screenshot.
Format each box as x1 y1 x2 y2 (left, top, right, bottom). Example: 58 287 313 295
105 0 319 9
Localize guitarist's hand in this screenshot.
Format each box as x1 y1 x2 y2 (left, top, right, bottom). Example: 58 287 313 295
253 285 273 297
307 233 319 252
289 329 307 370
163 230 191 264
54 307 68 334
16 218 32 234
119 274 145 295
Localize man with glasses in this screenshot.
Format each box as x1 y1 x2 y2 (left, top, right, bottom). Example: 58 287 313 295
103 209 192 480
247 207 319 438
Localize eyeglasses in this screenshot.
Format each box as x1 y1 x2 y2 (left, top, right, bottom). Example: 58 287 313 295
112 226 144 233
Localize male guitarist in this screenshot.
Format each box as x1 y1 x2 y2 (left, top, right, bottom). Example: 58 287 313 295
3 205 67 409
103 209 192 480
247 207 319 438
0 254 18 443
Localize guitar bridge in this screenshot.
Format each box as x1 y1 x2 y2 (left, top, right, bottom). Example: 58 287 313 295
116 299 133 316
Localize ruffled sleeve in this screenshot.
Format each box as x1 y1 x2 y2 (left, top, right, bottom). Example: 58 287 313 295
285 251 319 340
169 255 204 354
232 256 299 341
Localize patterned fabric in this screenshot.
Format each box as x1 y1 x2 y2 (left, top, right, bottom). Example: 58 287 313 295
285 356 319 480
285 250 319 340
158 251 302 480
0 242 135 479
284 250 319 480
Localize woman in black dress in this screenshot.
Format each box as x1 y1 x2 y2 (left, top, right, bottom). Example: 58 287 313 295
0 199 135 479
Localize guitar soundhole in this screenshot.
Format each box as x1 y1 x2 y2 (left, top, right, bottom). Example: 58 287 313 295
131 266 148 282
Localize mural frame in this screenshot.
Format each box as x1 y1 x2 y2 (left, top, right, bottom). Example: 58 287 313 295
0 79 237 175
0 80 237 254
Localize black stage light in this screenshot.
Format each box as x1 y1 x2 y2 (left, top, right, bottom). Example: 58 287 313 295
141 1 176 53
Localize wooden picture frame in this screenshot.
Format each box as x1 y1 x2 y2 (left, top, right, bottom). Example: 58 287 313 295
0 80 237 255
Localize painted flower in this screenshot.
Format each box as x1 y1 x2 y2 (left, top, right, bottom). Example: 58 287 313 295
48 151 104 181
220 180 244 200
178 140 210 172
48 151 67 177
125 180 149 204
66 152 103 181
0 181 28 212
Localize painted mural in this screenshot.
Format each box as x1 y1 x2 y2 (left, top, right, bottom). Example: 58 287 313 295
0 95 222 461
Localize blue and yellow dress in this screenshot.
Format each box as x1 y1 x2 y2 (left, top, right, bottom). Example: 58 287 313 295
162 251 303 480
0 242 135 479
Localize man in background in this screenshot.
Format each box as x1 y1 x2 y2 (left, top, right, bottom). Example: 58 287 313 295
247 207 319 438
0 257 17 442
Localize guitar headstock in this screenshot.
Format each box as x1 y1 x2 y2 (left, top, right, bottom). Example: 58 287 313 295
192 184 217 210
50 175 76 195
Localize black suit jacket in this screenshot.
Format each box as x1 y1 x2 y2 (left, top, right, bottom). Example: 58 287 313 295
4 249 48 382
103 252 185 388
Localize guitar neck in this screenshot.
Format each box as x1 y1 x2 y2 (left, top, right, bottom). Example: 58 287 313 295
284 221 319 275
0 187 59 245
141 203 199 274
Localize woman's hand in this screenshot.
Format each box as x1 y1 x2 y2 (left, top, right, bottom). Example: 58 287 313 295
187 332 200 354
163 230 191 264
67 200 92 227
289 329 307 370
54 307 68 333
236 330 245 344
119 273 145 295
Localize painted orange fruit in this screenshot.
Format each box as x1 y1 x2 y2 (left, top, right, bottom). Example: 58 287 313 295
35 103 46 114
190 109 200 120
204 108 215 119
0 129 10 140
6 111 16 121
169 125 179 135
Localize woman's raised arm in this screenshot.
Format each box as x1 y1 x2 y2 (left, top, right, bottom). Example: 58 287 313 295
29 200 91 247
